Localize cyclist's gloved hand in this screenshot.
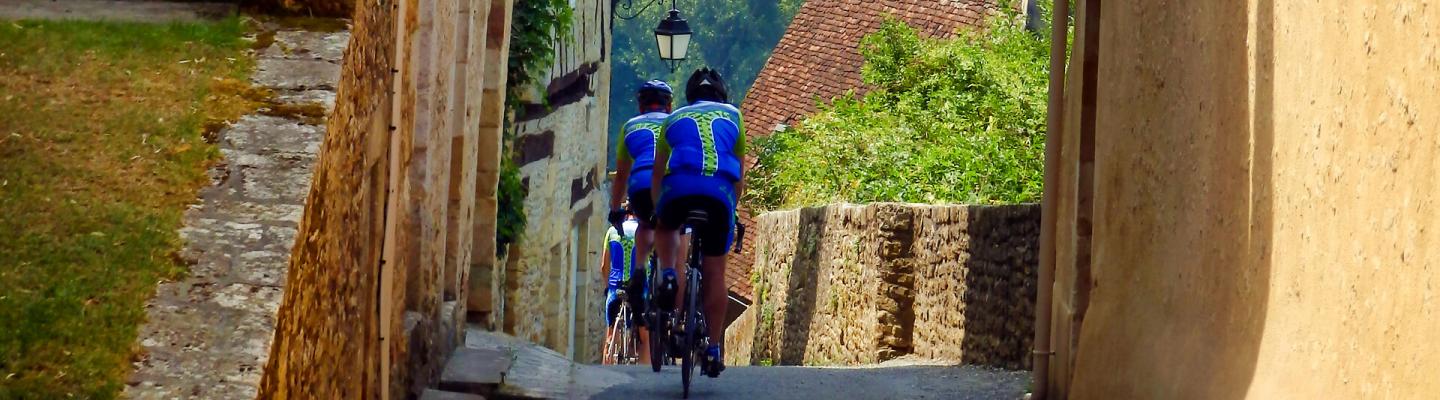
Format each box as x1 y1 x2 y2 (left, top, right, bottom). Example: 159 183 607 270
608 210 626 229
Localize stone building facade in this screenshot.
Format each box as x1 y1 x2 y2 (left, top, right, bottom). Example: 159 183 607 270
490 0 612 363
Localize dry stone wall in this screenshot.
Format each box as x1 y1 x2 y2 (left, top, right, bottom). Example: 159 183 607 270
258 0 512 396
726 203 1038 370
127 28 345 400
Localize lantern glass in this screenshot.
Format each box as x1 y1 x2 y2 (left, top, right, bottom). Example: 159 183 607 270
656 33 673 59
654 9 692 69
668 33 691 60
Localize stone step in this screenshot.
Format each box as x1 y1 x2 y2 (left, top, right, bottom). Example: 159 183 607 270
437 347 510 396
441 329 631 399
496 345 573 399
419 388 487 400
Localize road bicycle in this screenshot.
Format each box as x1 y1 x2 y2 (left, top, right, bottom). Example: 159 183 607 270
602 288 640 365
669 210 743 398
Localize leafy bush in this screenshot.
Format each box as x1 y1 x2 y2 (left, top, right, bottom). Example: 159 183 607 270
496 157 527 256
746 11 1053 211
508 0 573 113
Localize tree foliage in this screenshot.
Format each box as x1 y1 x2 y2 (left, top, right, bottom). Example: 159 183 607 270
747 12 1053 211
607 0 803 168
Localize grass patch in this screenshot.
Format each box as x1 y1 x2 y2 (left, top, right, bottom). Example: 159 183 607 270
0 17 255 398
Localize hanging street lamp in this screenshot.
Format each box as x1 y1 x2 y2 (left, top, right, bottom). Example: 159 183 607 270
653 1 692 72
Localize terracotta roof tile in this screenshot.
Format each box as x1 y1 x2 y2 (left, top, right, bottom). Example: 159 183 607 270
728 0 1001 301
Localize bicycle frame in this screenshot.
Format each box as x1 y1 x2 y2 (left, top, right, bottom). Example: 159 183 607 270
604 290 639 365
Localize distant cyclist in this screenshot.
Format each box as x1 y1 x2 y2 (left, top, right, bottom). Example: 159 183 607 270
610 79 673 289
650 68 745 378
601 209 649 364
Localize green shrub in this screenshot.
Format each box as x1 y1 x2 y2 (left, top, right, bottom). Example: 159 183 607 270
508 0 573 114
747 11 1053 211
496 156 527 256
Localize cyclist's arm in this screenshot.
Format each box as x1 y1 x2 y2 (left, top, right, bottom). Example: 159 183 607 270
652 124 670 204
600 241 612 281
612 128 632 211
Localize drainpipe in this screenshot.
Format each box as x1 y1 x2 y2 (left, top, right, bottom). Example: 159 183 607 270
1032 0 1069 399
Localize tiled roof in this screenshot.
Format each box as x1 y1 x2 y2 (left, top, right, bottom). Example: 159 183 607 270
729 0 1000 300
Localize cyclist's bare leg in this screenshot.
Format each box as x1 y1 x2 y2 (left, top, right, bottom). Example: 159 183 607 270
635 225 654 271
654 226 682 308
639 328 651 364
701 255 727 344
675 231 692 310
603 320 617 365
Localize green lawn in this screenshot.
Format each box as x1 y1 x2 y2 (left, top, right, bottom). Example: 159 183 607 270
0 18 254 398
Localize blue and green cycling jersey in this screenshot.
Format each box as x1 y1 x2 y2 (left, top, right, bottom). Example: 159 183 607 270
657 101 745 183
615 111 668 192
606 221 639 288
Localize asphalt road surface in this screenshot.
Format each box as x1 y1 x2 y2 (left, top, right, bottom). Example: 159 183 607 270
589 364 1029 400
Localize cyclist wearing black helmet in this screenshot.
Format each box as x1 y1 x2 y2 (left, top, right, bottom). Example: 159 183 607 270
611 79 673 260
650 68 746 378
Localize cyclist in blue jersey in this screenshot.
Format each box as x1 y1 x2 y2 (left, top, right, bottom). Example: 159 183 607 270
610 79 673 289
650 68 745 378
601 210 648 364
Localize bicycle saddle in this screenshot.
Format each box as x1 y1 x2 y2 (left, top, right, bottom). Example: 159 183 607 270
685 210 709 226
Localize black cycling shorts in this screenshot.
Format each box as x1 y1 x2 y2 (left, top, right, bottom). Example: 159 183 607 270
627 190 657 229
656 195 734 257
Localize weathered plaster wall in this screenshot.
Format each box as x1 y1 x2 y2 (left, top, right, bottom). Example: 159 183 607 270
498 0 612 363
726 203 1037 370
1059 1 1440 398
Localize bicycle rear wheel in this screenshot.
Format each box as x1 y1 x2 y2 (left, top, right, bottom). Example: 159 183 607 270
618 303 635 364
603 314 621 365
648 269 666 372
680 295 697 398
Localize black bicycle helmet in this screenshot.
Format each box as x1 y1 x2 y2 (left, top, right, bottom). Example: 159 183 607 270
685 68 728 104
636 79 673 110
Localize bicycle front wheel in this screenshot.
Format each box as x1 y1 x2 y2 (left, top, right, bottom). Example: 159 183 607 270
680 273 703 398
681 307 696 398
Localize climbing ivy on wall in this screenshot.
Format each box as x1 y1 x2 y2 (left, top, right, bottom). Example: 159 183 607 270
496 0 574 256
507 0 574 113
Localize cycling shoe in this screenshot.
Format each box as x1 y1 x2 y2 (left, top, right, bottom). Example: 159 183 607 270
704 345 725 378
659 268 678 309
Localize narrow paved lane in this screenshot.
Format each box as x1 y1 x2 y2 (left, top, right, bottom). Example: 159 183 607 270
591 364 1028 400
433 330 1029 400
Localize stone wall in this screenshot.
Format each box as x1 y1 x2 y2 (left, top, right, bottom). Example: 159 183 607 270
258 0 511 397
128 28 344 400
257 0 395 396
726 203 1038 370
493 0 612 363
